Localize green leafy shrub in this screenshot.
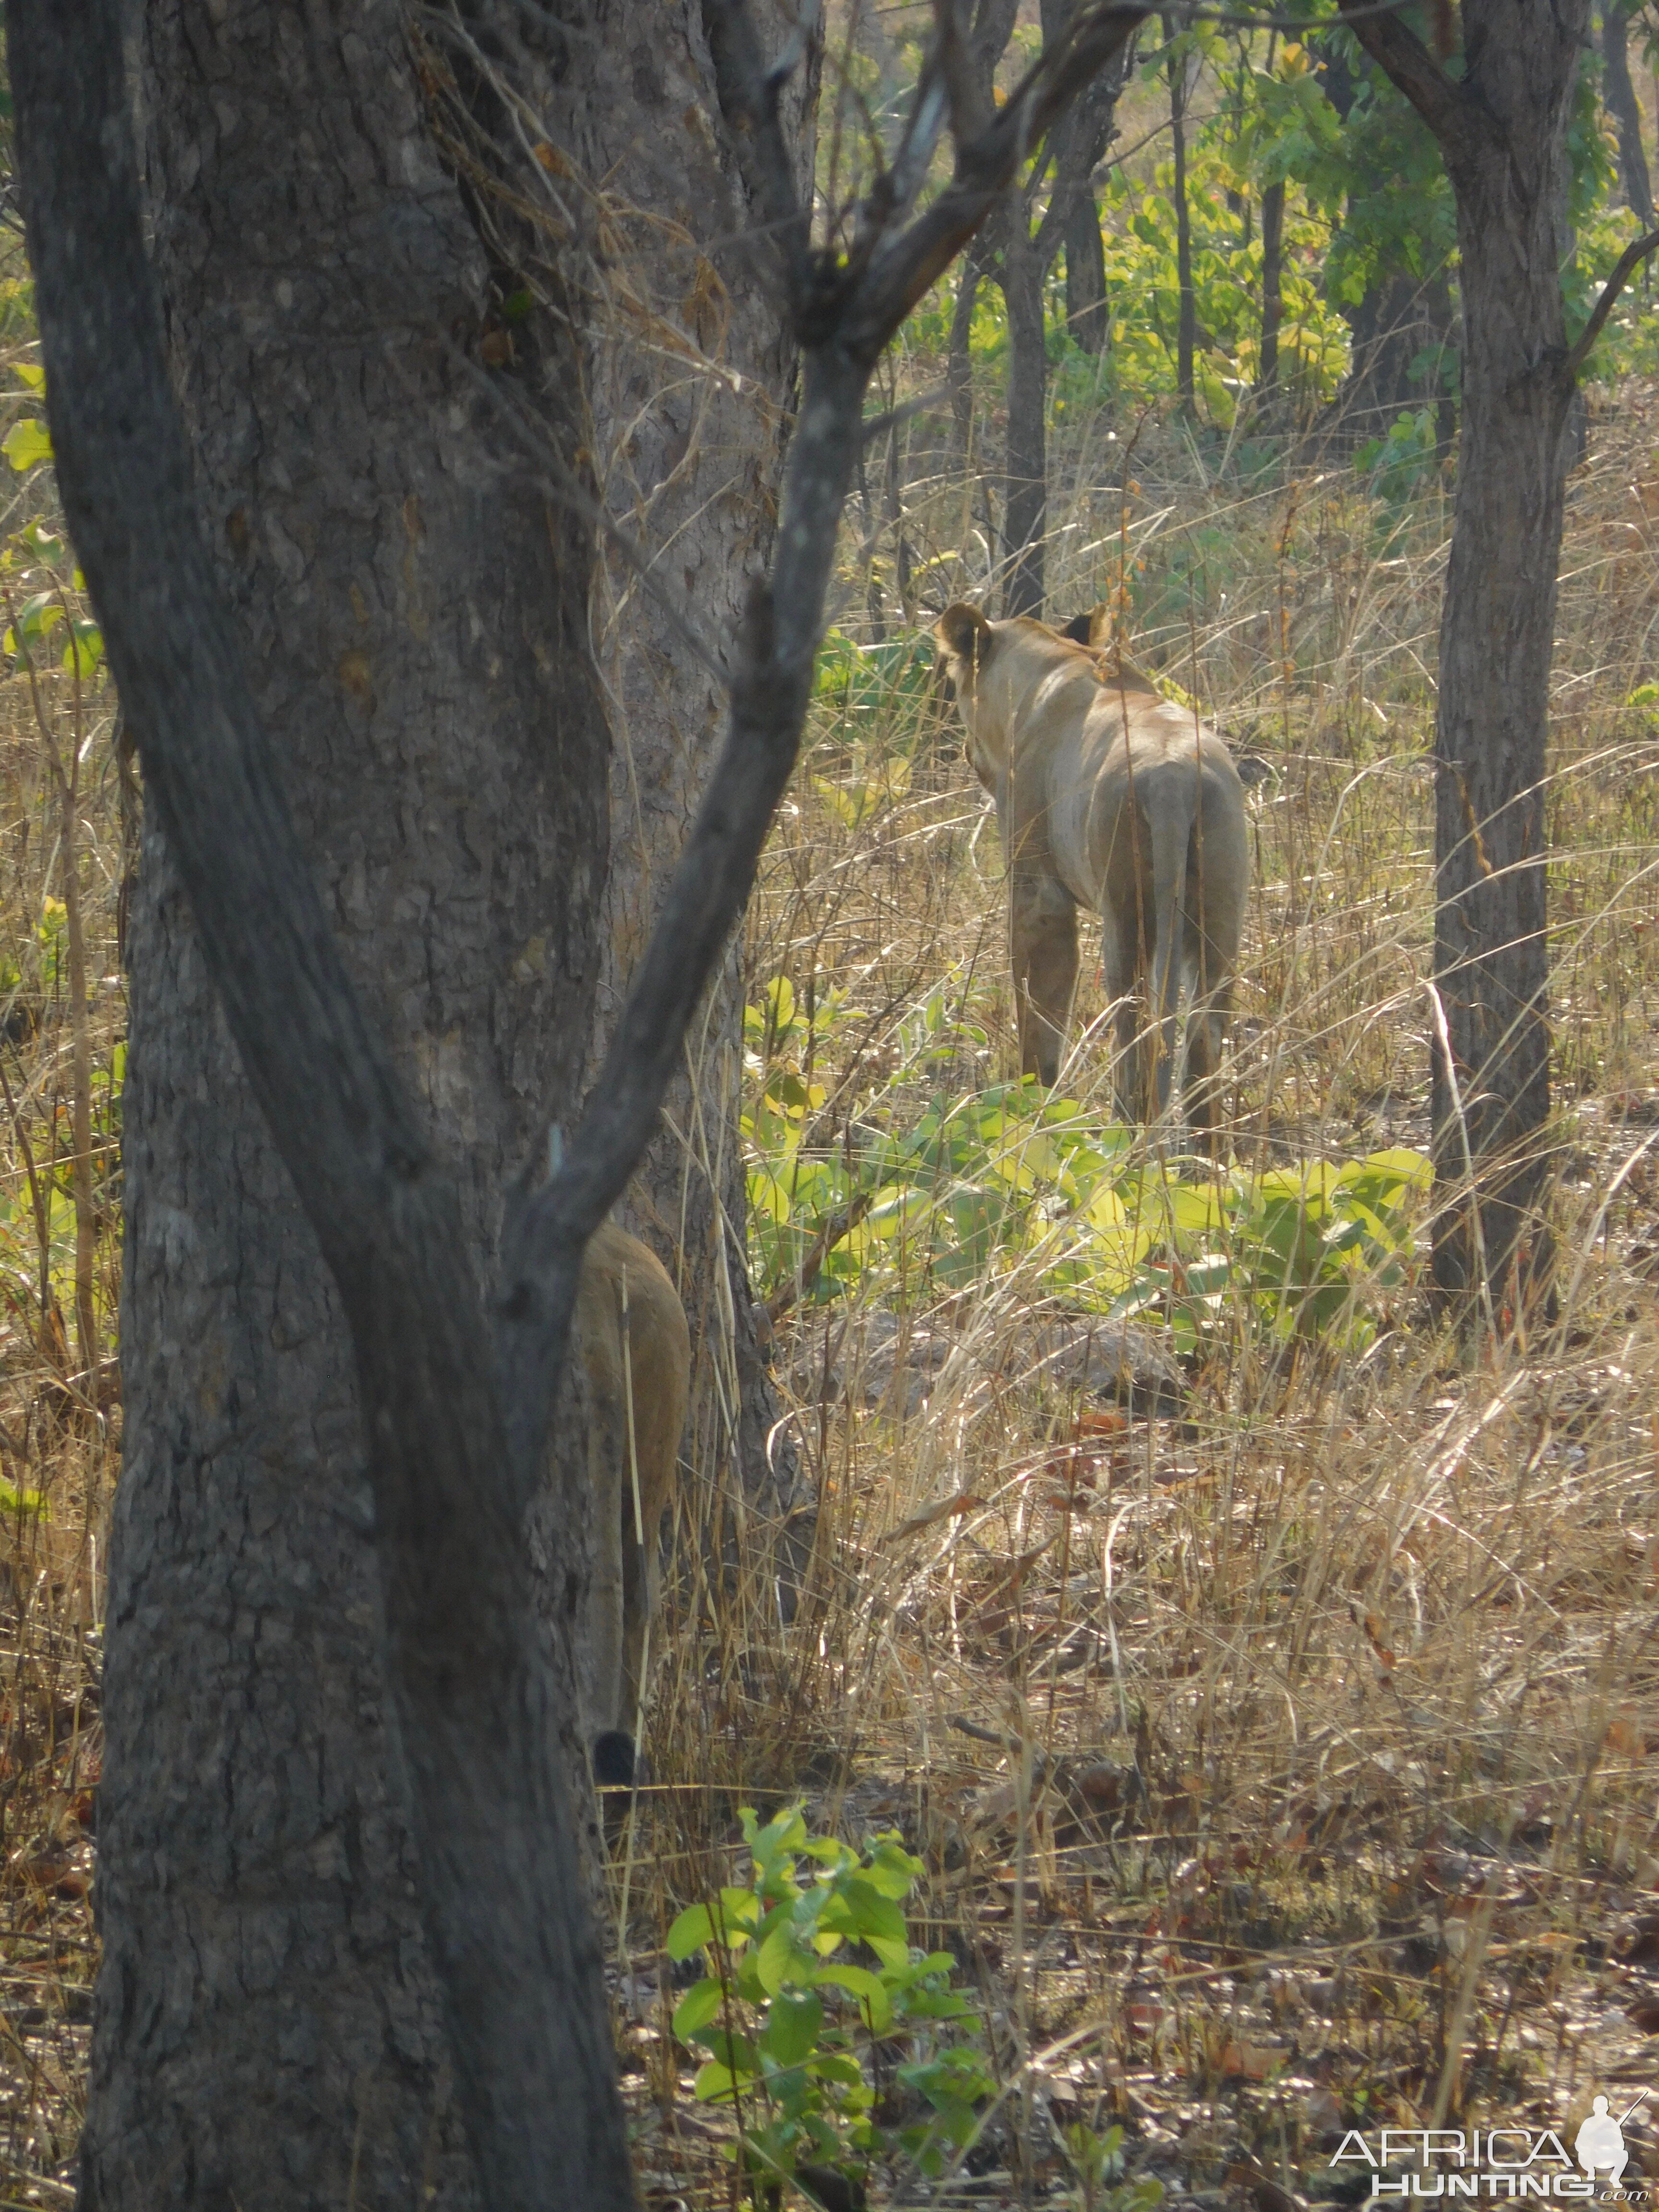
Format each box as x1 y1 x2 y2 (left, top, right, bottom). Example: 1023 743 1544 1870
745 976 1431 1347
667 1806 994 2199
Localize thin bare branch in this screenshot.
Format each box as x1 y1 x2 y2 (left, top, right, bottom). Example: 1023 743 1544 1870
1562 226 1659 384
861 381 952 442
848 4 1148 358
497 578 806 1470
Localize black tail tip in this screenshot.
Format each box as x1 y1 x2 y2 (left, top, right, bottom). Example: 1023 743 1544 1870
591 1729 638 1791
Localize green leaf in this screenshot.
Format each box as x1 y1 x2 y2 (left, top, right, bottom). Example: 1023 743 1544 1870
2 418 52 473
761 1988 823 2067
62 622 103 678
671 1976 726 2042
666 1902 715 1960
756 1918 818 1996
11 363 44 394
703 2027 761 2080
812 1962 891 2032
693 2059 742 2104
18 520 65 564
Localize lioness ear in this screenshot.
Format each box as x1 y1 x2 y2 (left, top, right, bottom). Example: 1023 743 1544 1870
936 602 992 663
1058 614 1094 646
1085 606 1112 649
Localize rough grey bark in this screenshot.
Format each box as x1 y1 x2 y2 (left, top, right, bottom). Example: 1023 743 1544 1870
34 0 814 2204
948 240 985 466
1342 0 1617 1309
1001 223 1050 615
1603 3 1656 228
1065 187 1108 353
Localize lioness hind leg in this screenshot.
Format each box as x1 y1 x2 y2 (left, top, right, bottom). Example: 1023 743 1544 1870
1100 911 1145 1123
1013 873 1079 1086
1183 981 1233 1157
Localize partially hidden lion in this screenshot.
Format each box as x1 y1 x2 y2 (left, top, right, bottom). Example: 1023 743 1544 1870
934 602 1250 1151
575 1218 690 1793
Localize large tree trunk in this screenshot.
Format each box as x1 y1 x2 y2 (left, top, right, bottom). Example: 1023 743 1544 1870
1001 224 1049 617
1602 3 1656 228
1343 0 1589 1311
73 4 804 2208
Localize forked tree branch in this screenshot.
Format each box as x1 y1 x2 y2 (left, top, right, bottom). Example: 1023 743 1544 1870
11 0 1151 2200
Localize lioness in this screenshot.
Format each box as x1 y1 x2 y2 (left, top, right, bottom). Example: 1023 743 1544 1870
576 1219 690 1791
935 602 1249 1149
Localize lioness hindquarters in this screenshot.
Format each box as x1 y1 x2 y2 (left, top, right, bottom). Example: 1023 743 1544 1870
576 1220 690 1792
1100 742 1249 1156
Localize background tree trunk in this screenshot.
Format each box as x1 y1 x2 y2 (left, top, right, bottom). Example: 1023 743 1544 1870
948 244 984 469
1344 0 1589 1310
1257 177 1285 398
78 4 805 2207
996 1 1131 612
1065 189 1108 353
1164 20 1197 417
1602 3 1656 228
1001 226 1050 616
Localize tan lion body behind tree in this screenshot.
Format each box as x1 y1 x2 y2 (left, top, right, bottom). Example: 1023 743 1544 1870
935 604 1250 1150
575 1219 690 1790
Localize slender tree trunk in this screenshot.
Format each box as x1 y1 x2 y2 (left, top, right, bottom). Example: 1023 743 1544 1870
1001 224 1049 617
949 240 985 470
1257 178 1285 400
1603 3 1656 228
886 423 914 623
1343 0 1590 1312
1165 22 1196 416
1065 189 1108 353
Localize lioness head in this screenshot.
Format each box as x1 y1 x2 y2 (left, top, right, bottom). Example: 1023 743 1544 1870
933 603 1003 789
934 602 1157 790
